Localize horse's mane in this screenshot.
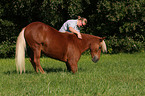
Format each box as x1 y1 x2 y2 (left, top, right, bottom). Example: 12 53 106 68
81 33 102 41
81 33 107 53
101 40 107 53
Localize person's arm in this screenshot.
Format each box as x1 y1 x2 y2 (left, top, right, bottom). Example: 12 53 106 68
69 27 82 39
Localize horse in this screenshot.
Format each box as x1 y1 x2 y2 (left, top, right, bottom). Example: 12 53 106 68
15 22 107 74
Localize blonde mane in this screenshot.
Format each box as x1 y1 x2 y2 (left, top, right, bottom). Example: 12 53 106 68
101 40 107 53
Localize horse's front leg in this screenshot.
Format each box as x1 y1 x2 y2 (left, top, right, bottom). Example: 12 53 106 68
70 63 78 73
65 62 71 72
66 47 81 73
67 61 78 73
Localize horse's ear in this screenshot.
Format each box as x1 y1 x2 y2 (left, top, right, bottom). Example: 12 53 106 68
102 37 106 40
99 37 106 42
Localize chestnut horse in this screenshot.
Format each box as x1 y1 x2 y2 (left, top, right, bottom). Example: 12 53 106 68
15 22 107 74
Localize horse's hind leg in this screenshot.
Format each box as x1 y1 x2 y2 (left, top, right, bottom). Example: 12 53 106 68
29 45 45 74
29 54 38 73
27 47 38 72
27 47 37 72
33 46 45 74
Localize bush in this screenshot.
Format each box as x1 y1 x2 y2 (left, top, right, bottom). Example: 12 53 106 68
106 36 144 54
0 40 15 58
87 0 145 54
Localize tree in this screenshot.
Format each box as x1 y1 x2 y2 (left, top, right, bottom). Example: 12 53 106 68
0 0 145 58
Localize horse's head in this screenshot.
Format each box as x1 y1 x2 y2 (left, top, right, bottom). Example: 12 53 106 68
90 37 107 63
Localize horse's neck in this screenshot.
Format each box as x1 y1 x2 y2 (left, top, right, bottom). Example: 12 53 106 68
78 34 95 53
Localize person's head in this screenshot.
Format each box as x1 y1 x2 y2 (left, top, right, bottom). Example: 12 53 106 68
77 16 87 27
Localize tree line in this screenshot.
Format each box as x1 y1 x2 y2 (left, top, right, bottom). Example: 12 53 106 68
0 0 145 58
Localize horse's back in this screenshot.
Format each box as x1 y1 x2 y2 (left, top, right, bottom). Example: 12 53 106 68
24 22 57 45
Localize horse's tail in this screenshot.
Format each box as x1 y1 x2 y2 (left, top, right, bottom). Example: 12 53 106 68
101 40 107 53
15 27 26 74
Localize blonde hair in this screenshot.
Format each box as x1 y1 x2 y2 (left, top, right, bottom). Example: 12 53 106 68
78 16 87 24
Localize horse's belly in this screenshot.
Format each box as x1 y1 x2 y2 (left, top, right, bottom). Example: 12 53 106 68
42 45 67 62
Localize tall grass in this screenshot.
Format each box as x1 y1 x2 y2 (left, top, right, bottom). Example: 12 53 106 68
0 53 145 96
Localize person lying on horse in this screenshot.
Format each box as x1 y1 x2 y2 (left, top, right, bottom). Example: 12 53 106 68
59 16 87 39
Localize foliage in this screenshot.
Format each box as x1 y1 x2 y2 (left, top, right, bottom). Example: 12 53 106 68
87 0 145 53
0 0 145 57
106 36 144 53
0 40 16 58
0 53 145 95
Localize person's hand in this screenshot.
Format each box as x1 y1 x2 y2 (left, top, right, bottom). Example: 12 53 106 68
77 33 82 39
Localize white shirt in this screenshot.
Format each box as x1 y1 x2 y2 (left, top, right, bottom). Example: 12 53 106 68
59 20 80 33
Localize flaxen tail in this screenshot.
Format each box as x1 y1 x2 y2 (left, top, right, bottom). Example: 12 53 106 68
15 28 26 74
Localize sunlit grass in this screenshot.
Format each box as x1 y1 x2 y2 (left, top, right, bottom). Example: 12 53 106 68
0 53 145 96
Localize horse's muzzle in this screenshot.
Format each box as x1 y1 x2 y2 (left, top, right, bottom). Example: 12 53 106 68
92 55 99 63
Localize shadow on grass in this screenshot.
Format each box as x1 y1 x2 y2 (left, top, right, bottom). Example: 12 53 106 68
3 67 86 75
3 68 66 75
43 67 66 73
3 70 34 75
44 67 86 73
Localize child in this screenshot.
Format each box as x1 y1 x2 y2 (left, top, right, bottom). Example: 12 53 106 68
59 16 87 39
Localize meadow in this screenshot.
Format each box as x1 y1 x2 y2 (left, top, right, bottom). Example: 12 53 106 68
0 53 145 96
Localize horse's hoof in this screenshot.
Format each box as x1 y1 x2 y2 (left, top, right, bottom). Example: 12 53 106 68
42 72 46 74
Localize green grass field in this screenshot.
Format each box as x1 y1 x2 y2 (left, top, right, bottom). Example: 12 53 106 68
0 53 145 96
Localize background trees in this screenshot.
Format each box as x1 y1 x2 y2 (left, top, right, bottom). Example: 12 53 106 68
0 0 145 58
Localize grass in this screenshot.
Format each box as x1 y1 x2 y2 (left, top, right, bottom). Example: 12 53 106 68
0 53 145 96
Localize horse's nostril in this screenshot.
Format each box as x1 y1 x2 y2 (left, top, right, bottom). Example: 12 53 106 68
92 55 99 63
